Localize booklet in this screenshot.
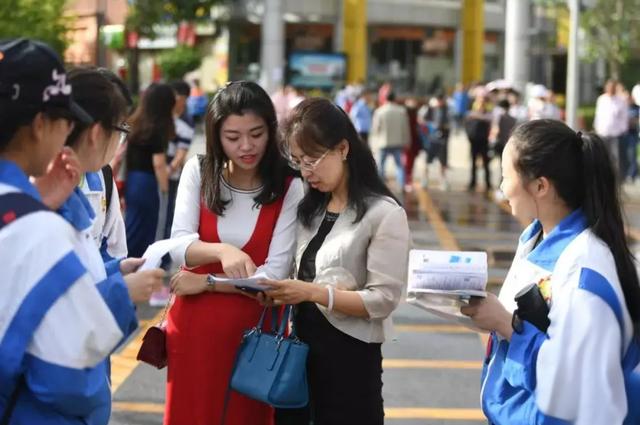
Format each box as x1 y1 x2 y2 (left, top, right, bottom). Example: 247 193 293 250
406 249 488 330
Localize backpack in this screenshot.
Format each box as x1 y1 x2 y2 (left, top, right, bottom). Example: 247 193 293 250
579 276 640 424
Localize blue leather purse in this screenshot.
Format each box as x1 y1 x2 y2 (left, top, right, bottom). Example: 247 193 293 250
226 305 309 411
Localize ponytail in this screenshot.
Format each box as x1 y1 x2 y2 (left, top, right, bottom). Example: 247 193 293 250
511 119 640 336
580 132 640 335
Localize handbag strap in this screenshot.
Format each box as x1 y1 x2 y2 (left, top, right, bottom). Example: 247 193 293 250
158 292 174 325
256 306 283 334
1 375 24 425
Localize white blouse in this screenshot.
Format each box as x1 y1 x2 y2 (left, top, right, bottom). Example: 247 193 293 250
170 156 304 279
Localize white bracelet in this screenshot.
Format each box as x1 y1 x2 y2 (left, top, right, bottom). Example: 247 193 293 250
326 285 335 313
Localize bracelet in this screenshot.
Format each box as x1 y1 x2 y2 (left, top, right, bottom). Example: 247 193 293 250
326 285 335 313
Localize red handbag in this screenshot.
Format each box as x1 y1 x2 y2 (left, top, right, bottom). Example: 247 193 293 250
136 294 173 369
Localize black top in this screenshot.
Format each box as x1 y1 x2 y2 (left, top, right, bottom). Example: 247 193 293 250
126 132 167 173
297 212 339 282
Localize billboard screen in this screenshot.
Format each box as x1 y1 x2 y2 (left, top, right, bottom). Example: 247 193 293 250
287 51 346 89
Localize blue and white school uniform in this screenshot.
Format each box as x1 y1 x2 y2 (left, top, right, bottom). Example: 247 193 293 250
0 160 125 424
481 209 634 424
58 186 138 342
80 171 127 262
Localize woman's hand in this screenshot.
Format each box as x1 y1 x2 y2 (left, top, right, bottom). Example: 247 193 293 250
120 257 145 275
263 279 323 305
256 291 283 307
460 293 513 340
33 147 81 210
124 269 165 302
170 270 208 296
218 244 257 279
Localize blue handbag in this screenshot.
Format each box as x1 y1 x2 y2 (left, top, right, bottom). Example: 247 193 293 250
223 304 309 418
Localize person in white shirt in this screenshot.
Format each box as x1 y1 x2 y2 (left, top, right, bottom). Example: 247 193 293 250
594 79 629 176
162 81 304 425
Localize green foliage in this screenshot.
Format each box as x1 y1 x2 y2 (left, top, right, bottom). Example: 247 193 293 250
157 45 202 80
126 0 222 38
578 105 596 131
533 0 640 79
0 0 73 55
580 0 640 80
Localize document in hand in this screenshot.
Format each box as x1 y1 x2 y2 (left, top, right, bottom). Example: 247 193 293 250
139 233 198 271
207 272 271 293
406 250 488 330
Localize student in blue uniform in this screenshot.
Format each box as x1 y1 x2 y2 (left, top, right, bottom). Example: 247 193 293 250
0 38 128 424
59 67 164 303
461 119 640 424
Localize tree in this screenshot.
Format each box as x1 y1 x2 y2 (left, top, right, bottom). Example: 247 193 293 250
158 45 202 80
0 0 73 55
124 0 223 92
534 0 640 80
126 0 221 39
580 0 640 80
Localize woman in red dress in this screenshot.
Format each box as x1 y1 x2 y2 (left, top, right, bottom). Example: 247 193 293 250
163 81 304 425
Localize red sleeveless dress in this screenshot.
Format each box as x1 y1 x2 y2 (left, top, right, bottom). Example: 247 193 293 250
164 183 290 425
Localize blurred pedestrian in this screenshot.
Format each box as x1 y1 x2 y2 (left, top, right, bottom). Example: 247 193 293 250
371 91 410 191
465 97 493 191
350 89 373 144
125 83 175 257
451 82 469 131
594 80 628 178
403 96 421 190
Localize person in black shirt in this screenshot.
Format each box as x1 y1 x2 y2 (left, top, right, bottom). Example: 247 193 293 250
124 83 175 257
465 96 493 191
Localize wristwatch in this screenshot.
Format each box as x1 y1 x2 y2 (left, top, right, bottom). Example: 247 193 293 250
206 274 217 291
512 310 524 334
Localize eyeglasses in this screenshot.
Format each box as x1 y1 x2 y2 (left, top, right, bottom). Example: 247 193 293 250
112 122 131 145
288 150 330 171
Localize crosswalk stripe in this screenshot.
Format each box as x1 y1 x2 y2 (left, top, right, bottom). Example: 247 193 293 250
385 407 485 420
112 402 486 420
383 359 482 369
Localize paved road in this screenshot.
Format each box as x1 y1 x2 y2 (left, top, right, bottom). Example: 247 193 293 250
109 129 640 424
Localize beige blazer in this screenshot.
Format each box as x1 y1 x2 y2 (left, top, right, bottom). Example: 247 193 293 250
370 103 411 149
295 196 410 343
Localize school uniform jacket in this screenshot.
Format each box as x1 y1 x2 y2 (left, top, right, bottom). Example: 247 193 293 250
481 209 634 424
0 160 128 425
80 171 127 261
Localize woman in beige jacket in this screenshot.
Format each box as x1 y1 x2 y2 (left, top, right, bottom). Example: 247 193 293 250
264 98 411 425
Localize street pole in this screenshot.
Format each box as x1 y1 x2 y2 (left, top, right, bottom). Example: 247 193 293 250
566 0 580 129
259 0 284 94
504 0 530 95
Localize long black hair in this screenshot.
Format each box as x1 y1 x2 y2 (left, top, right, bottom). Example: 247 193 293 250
128 83 175 147
202 80 291 215
280 97 397 227
65 67 128 147
510 119 640 335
